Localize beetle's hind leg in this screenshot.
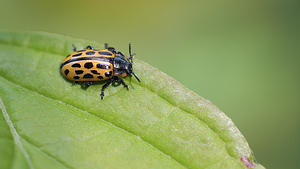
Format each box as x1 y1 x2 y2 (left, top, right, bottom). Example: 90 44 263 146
101 79 113 100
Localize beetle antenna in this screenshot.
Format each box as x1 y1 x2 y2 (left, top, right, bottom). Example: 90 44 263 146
131 72 140 82
128 42 136 62
129 42 132 56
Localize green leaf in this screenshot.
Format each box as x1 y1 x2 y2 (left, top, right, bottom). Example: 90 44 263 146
0 32 265 169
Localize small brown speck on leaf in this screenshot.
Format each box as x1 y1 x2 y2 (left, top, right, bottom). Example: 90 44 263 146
240 156 255 168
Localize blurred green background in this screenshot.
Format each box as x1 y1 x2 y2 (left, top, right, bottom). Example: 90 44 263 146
1 0 299 168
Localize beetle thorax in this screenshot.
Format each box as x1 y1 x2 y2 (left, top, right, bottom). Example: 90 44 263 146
113 55 132 77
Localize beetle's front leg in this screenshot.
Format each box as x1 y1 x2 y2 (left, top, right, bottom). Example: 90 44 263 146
114 77 129 90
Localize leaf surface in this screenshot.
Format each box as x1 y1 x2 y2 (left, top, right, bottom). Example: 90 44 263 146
0 32 264 169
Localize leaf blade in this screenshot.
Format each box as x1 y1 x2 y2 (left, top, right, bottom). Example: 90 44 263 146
0 31 264 169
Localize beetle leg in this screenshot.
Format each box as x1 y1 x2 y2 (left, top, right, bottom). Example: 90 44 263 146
105 43 116 53
72 44 77 51
101 79 113 99
85 45 94 50
115 77 129 90
72 81 78 85
116 51 125 57
107 47 116 53
84 81 93 87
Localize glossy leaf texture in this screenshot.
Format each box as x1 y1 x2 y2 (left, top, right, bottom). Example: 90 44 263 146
0 32 265 169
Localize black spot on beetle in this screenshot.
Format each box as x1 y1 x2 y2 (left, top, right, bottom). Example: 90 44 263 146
91 70 100 75
75 70 84 75
105 71 112 77
72 53 82 57
71 63 81 68
97 64 111 69
83 73 94 79
61 57 114 68
85 51 95 55
97 76 103 79
84 62 93 69
73 76 80 79
98 51 112 56
64 69 69 76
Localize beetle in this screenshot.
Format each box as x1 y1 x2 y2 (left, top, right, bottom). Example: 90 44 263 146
60 43 140 99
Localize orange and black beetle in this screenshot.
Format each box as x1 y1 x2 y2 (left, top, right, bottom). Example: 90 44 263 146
60 43 140 99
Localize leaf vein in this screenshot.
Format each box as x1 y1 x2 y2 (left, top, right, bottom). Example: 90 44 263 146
0 97 35 169
130 81 236 160
20 137 73 169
